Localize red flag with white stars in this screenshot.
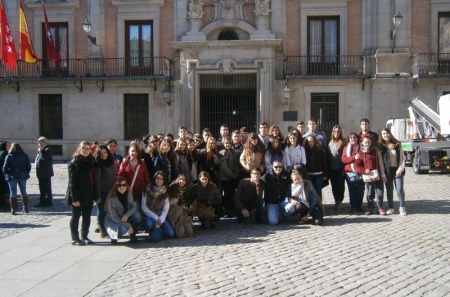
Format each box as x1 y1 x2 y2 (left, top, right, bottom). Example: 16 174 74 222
0 0 17 70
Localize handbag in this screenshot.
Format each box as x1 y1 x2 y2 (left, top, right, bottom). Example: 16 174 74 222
191 200 216 221
362 169 380 183
346 171 362 183
175 215 194 238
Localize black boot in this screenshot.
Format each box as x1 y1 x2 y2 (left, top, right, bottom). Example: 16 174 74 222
71 233 85 246
81 231 94 245
129 233 138 244
21 196 29 214
9 198 17 215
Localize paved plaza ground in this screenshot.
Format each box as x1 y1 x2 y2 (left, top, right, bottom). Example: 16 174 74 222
0 163 449 296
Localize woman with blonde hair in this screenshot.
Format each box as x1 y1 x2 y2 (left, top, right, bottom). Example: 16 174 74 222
328 124 346 210
66 141 96 246
198 136 220 186
104 177 141 244
240 132 265 178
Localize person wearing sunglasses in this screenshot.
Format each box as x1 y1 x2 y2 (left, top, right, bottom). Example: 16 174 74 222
104 177 141 244
261 160 291 225
66 141 96 246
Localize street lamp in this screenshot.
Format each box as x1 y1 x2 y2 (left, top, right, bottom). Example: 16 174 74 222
161 83 171 106
282 83 291 106
391 11 403 53
82 19 97 45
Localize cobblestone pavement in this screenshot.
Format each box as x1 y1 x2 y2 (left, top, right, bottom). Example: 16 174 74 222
1 164 450 296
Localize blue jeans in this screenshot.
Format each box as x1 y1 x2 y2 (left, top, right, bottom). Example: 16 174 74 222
330 168 345 203
7 179 28 198
309 174 323 199
345 175 364 209
385 167 405 208
266 203 281 225
144 216 174 242
117 212 142 238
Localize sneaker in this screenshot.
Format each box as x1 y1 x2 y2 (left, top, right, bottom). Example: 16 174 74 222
378 207 386 215
365 208 372 215
399 207 407 216
94 227 101 233
386 208 395 215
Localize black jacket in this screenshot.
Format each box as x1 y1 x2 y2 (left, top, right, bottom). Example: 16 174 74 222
3 153 31 180
36 145 54 179
66 156 95 206
261 171 291 204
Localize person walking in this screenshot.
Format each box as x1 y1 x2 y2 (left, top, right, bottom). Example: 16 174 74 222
3 143 31 215
35 137 54 207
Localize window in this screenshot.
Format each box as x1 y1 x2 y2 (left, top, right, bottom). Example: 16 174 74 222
438 12 450 73
39 94 63 139
125 21 153 75
218 29 239 40
439 12 450 54
42 22 68 65
124 94 149 140
307 16 339 75
310 93 339 137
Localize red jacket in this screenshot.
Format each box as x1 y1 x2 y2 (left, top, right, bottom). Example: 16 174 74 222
118 157 150 199
341 144 364 174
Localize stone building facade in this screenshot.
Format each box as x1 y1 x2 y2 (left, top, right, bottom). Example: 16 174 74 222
0 0 449 160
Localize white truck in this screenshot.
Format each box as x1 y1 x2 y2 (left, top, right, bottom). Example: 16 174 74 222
386 95 450 174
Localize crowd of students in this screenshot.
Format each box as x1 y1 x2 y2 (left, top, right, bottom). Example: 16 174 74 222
1 117 407 245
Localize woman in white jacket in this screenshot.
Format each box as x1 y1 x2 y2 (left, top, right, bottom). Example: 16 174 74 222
142 171 174 242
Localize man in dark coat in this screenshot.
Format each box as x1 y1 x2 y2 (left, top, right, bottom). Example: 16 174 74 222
0 141 10 210
35 137 54 207
234 167 265 224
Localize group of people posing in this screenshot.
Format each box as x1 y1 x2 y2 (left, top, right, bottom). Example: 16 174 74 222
2 117 407 246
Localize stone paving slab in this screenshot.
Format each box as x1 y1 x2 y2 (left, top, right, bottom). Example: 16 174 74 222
0 164 449 296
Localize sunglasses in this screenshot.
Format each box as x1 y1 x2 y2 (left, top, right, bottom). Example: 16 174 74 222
273 166 283 169
116 183 127 188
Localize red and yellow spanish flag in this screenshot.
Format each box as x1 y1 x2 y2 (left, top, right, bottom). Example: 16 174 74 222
19 0 40 62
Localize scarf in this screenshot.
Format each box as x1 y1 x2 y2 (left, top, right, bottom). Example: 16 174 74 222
346 144 359 172
291 181 308 208
149 185 167 197
117 191 128 212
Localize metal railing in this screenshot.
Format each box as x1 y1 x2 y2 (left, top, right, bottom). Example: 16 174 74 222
412 53 450 77
0 56 174 81
285 55 366 77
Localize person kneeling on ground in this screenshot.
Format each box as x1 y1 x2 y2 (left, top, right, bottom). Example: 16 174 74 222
104 177 141 244
281 169 324 225
190 171 222 230
234 167 265 224
142 171 175 242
